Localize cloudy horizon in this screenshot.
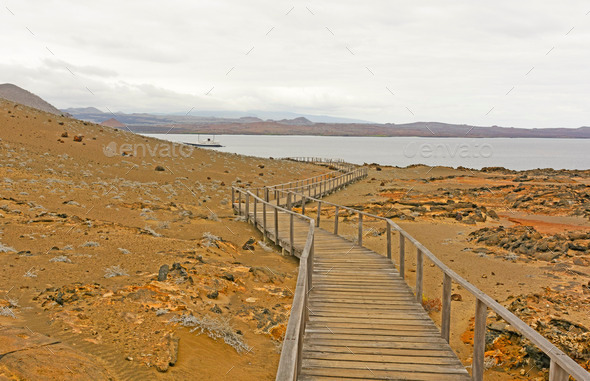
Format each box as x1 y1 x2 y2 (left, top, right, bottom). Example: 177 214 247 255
1 1 589 128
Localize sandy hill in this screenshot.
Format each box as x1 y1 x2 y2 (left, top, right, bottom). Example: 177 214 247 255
0 98 327 379
0 83 63 115
100 117 125 128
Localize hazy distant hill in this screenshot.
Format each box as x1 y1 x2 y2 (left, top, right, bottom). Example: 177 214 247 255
62 105 590 138
62 107 370 125
141 121 590 138
0 84 64 115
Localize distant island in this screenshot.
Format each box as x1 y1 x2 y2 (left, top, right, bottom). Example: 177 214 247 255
1 83 588 138
64 107 590 139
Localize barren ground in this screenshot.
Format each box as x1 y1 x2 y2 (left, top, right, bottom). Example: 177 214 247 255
1 99 589 380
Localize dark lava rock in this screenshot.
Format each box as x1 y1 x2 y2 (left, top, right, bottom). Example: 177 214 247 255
206 290 218 299
170 263 188 277
210 304 222 314
158 265 169 281
155 165 165 171
487 209 499 219
221 273 235 282
242 238 255 251
54 292 64 306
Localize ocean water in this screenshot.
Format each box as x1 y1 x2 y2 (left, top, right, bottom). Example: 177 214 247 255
144 134 590 171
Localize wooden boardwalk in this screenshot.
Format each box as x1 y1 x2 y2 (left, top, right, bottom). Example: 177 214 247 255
233 159 589 381
247 205 470 380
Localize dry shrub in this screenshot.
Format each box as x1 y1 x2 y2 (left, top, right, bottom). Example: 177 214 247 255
422 295 442 312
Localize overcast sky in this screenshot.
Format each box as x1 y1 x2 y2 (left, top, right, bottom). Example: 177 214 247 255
1 1 589 127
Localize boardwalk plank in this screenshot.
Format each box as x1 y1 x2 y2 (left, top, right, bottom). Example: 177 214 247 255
241 198 469 381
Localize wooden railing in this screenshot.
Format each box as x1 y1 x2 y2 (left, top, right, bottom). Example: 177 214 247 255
232 166 368 212
284 157 345 164
231 159 367 380
269 189 590 381
234 187 315 379
251 159 356 193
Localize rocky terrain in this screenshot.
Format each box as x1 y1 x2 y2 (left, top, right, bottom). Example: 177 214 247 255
468 226 590 264
1 94 589 380
0 98 326 380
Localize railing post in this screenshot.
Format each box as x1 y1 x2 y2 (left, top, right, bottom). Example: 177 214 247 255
399 234 405 279
316 202 322 228
238 191 242 215
276 190 280 206
334 206 339 235
549 360 569 381
253 197 257 227
245 193 250 223
263 201 267 242
386 222 391 259
302 196 306 215
256 188 259 198
358 213 363 246
441 273 452 343
287 192 292 210
416 248 423 303
290 213 294 255
472 299 487 381
231 187 235 209
265 187 269 202
274 206 279 243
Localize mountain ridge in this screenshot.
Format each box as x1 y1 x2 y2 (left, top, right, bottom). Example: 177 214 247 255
0 84 65 115
63 107 590 138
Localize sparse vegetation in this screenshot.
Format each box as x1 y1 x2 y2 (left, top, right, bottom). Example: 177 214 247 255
0 242 16 253
104 265 128 278
49 255 72 263
80 241 99 247
171 313 250 353
0 306 16 319
202 232 220 247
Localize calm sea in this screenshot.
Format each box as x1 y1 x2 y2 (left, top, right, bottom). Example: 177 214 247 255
144 134 590 171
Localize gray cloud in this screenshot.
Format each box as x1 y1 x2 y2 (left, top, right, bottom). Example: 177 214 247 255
0 0 589 128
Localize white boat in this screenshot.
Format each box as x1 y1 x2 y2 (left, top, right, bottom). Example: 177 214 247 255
184 135 223 148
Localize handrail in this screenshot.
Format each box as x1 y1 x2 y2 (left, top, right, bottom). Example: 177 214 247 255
232 187 316 380
231 159 365 380
250 158 355 192
277 188 590 381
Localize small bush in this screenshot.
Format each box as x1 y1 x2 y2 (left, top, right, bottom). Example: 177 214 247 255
80 241 99 247
171 314 250 353
23 268 37 278
202 232 220 247
0 307 16 319
0 242 16 253
143 226 162 237
50 255 72 263
104 265 128 278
